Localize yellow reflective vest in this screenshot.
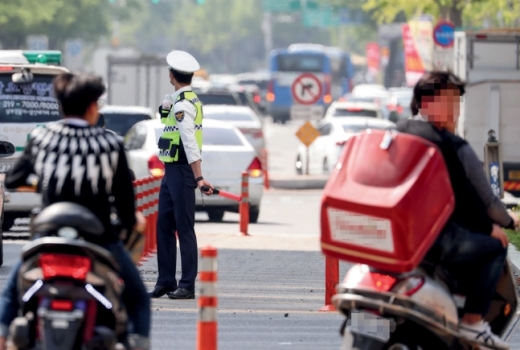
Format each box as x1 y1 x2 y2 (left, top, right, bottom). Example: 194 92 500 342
158 90 203 163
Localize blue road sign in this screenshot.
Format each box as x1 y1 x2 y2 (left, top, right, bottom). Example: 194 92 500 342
433 21 455 48
66 40 83 57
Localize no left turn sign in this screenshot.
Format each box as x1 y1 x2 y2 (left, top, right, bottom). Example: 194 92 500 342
291 73 322 105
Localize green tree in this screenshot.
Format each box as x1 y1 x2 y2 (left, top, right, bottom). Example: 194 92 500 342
360 0 520 28
0 0 139 49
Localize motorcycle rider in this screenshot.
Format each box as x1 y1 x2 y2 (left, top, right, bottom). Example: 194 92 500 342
0 72 150 350
397 71 519 349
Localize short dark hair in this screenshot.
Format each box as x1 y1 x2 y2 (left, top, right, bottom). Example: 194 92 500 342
410 71 465 116
171 69 194 85
53 73 106 117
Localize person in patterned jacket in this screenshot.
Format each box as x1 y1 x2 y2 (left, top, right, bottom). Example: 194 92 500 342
0 73 150 350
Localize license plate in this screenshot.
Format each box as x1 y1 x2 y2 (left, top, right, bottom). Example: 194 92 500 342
0 162 14 173
290 105 324 121
348 311 392 340
509 170 520 180
51 319 69 329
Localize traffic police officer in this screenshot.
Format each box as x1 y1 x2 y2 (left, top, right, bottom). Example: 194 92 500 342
149 50 213 299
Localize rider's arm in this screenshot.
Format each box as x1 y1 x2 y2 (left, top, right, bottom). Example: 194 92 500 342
457 144 515 229
4 139 35 190
112 145 137 233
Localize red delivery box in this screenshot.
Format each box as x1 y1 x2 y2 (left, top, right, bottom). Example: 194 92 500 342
320 130 455 273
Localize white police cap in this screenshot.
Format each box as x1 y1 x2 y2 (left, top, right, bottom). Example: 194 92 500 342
166 50 200 74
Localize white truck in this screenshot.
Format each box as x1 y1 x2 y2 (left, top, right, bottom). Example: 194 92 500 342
454 30 520 196
0 51 69 234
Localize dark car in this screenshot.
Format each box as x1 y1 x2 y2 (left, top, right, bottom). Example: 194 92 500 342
98 105 156 137
235 73 270 113
229 84 263 118
193 88 241 106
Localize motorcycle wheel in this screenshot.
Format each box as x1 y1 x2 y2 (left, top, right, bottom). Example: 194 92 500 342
383 323 449 350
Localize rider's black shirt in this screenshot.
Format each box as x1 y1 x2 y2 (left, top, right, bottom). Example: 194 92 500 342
5 120 136 243
397 119 495 235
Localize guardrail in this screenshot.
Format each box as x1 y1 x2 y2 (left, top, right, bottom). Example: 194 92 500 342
133 176 160 263
133 174 248 262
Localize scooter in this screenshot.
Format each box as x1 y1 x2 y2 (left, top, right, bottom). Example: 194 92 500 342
9 202 129 350
334 259 520 350
319 129 520 350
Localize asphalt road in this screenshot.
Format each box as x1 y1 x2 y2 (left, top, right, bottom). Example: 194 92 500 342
264 119 303 178
1 189 352 349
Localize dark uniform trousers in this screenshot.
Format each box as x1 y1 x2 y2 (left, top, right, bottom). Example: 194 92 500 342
156 162 198 292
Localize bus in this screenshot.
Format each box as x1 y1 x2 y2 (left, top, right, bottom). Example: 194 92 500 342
267 44 354 124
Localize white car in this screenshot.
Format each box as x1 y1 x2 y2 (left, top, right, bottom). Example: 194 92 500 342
99 105 156 137
387 88 413 121
124 119 264 223
324 102 383 120
352 84 388 96
295 117 396 175
202 105 265 155
351 84 391 119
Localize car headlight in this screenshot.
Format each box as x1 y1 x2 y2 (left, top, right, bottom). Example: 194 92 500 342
0 163 14 173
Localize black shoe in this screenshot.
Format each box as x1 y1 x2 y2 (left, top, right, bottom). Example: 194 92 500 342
148 286 175 299
167 288 195 299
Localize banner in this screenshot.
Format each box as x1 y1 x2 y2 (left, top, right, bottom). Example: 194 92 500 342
402 23 425 87
408 19 434 71
366 42 380 76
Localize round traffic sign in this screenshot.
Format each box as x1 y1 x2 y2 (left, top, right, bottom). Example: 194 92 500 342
291 73 323 105
433 21 455 48
65 39 83 57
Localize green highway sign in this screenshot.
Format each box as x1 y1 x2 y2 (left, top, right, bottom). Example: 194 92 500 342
302 7 341 28
262 0 319 13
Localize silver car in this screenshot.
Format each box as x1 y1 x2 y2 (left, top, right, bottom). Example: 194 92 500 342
202 105 265 155
124 119 264 223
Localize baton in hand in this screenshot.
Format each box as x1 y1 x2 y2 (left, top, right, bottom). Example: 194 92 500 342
201 186 242 202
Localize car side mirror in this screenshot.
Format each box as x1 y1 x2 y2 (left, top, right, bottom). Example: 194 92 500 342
12 68 34 84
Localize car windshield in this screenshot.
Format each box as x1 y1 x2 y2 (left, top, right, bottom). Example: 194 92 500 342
237 92 249 105
276 54 324 72
155 126 243 146
103 113 151 136
397 95 412 106
204 111 255 122
333 108 378 118
346 96 376 103
198 93 238 105
341 123 392 133
238 80 268 90
0 73 61 123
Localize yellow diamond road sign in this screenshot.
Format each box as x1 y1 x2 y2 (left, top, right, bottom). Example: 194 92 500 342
296 121 321 147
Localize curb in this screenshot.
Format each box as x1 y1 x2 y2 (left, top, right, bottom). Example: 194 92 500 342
508 244 520 294
269 176 328 190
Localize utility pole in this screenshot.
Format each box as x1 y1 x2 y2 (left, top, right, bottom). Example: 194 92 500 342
262 12 273 66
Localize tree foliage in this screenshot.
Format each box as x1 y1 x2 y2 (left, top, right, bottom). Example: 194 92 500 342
0 0 139 49
121 0 336 73
361 0 520 28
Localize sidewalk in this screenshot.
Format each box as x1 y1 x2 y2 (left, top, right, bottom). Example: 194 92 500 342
270 175 328 190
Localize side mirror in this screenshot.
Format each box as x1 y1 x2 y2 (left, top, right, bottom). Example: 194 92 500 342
12 68 34 84
389 111 399 123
